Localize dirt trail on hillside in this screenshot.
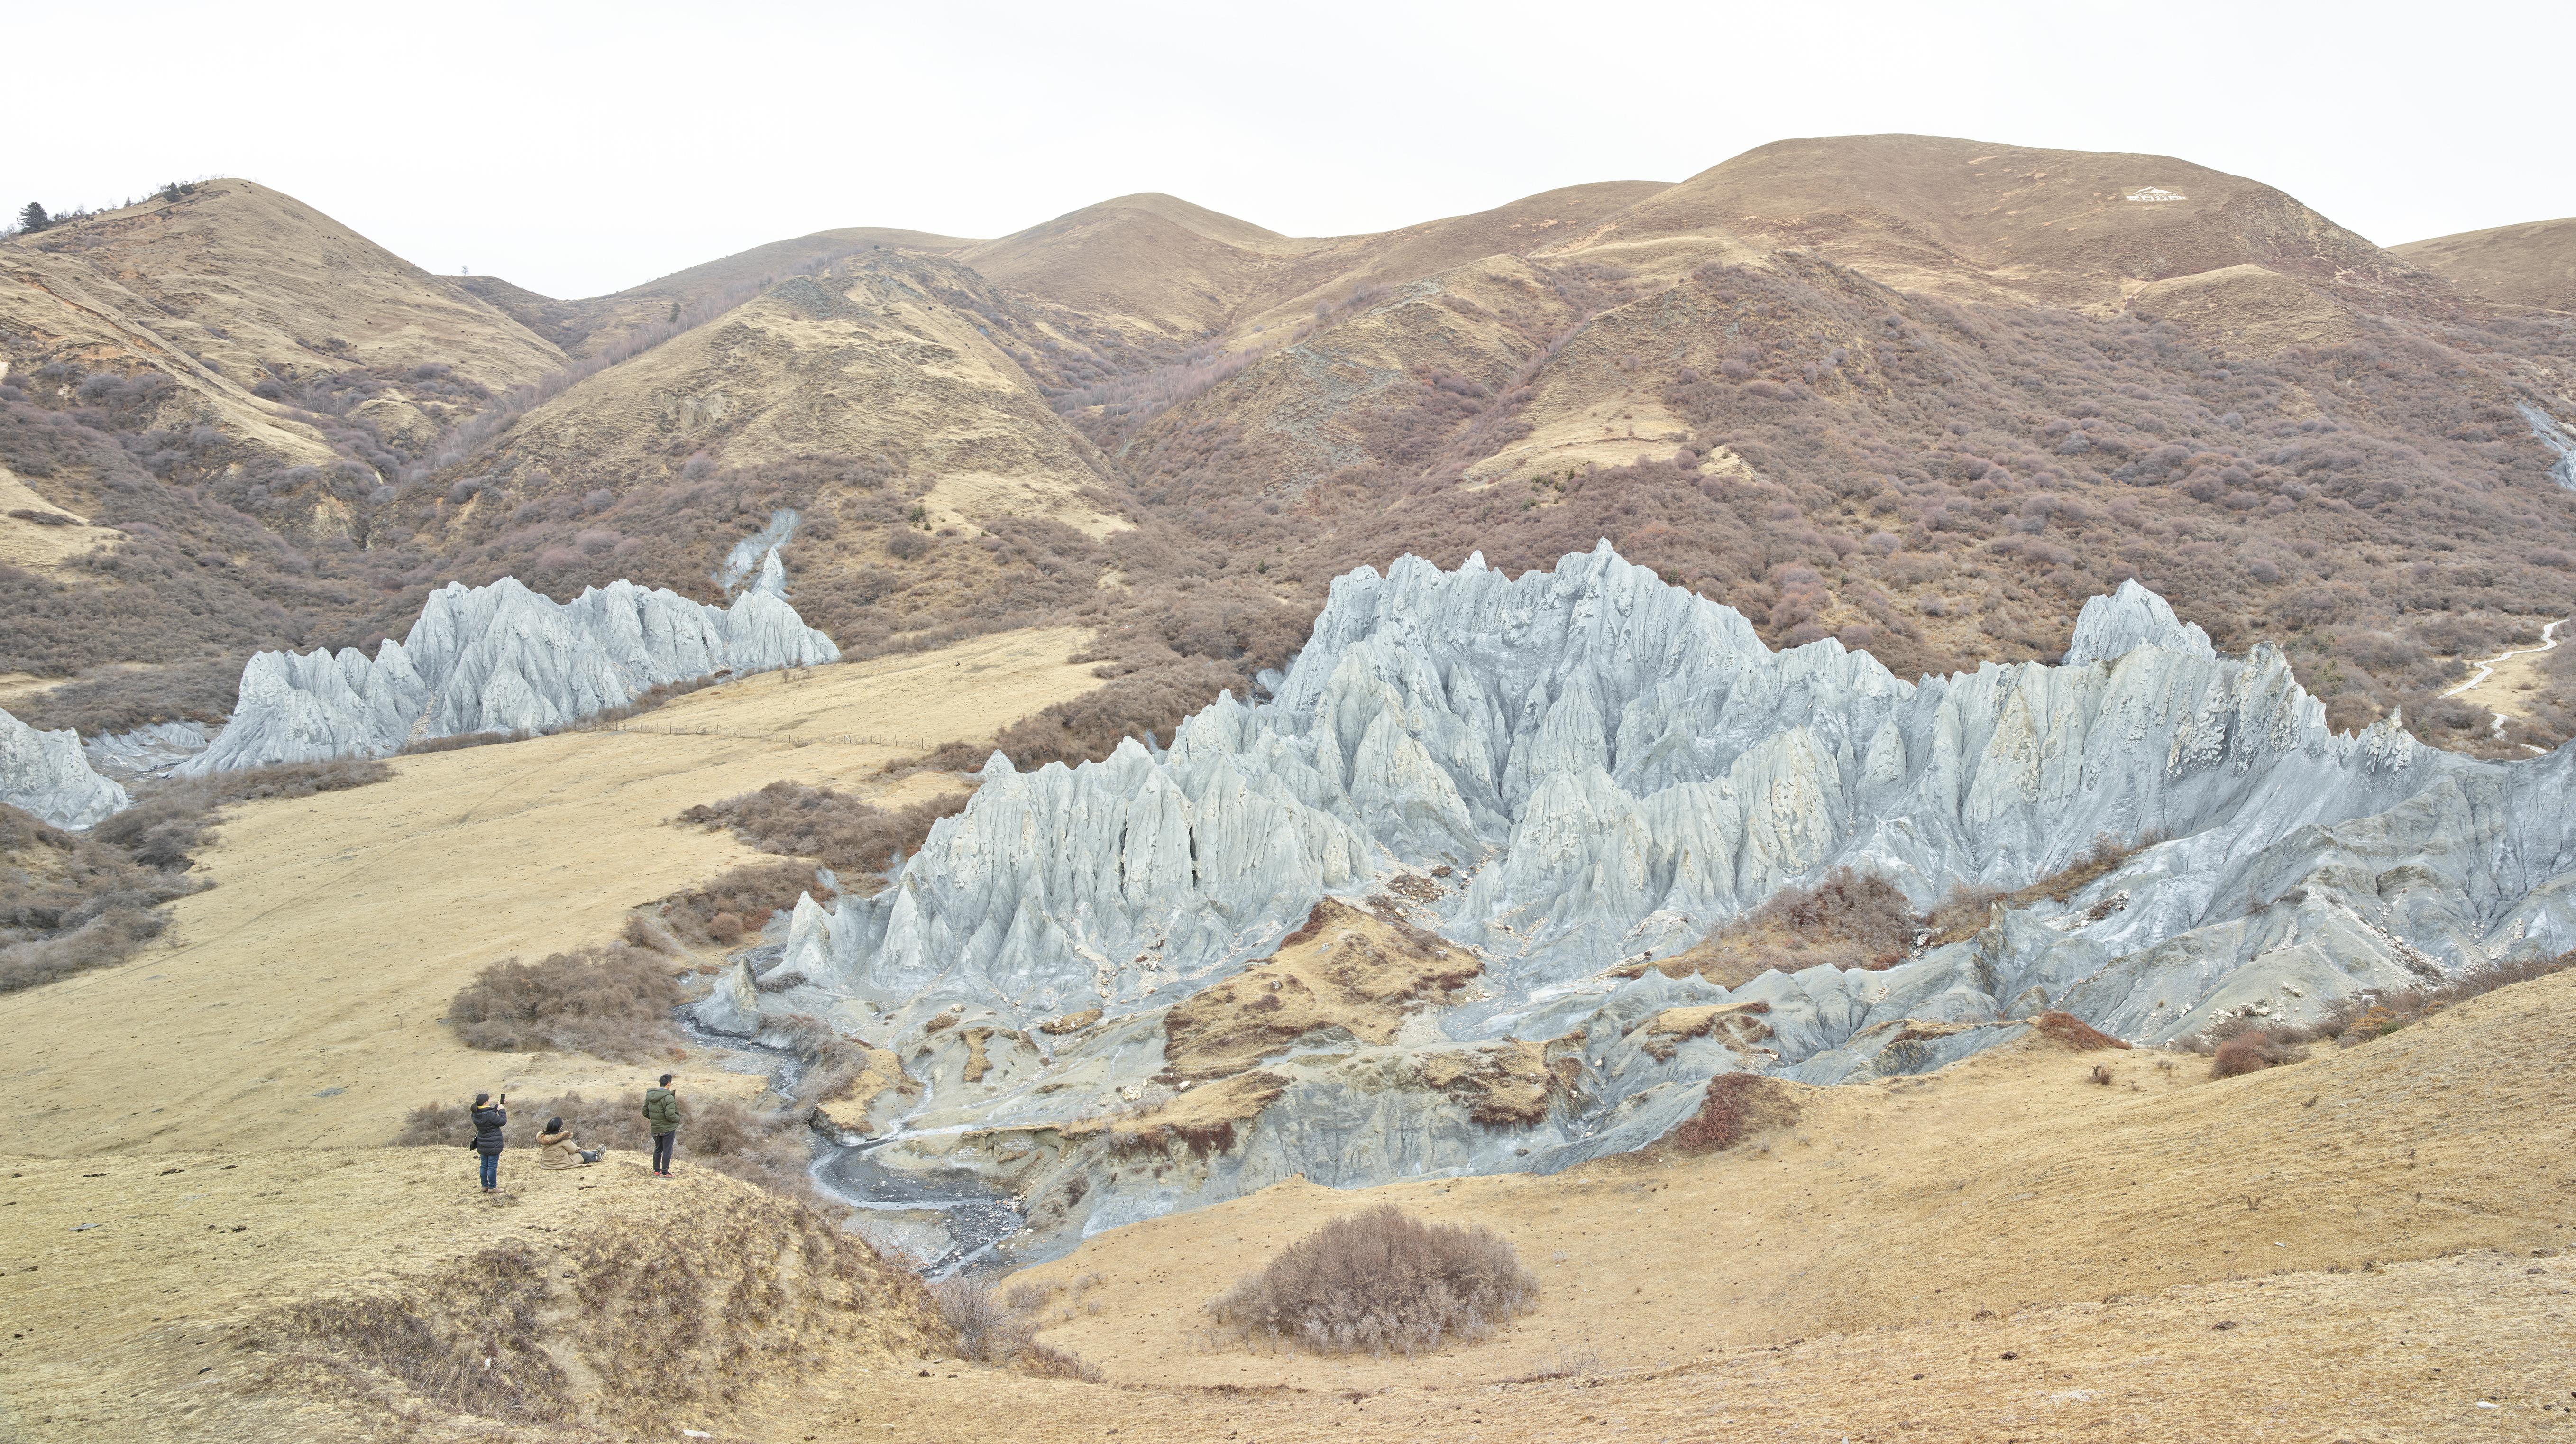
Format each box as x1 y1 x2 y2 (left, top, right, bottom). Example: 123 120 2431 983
2443 616 2568 745
0 628 1094 1158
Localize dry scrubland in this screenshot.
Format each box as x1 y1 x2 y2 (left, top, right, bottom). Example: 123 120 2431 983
9 140 2576 1441
0 629 2570 1440
5 905 2570 1438
11 138 2576 763
0 629 1093 1157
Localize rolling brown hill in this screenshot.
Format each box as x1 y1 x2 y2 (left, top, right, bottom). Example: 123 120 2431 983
415 250 1143 659
957 183 1674 342
0 178 562 393
959 192 1311 336
10 147 2576 1444
1561 133 2417 307
9 140 2576 762
459 223 983 356
1091 137 2576 746
2393 214 2576 313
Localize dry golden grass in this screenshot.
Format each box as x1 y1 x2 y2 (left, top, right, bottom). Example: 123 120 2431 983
0 628 1098 1158
1013 966 2576 1397
0 463 121 574
1159 898 1482 1082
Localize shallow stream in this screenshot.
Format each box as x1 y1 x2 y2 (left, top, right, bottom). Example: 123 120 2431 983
679 1007 1025 1276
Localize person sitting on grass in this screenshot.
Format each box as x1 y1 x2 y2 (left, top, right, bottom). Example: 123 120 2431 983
469 1092 507 1193
536 1116 604 1169
644 1073 681 1177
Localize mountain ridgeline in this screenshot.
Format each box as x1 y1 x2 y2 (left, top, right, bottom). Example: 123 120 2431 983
5 136 2576 760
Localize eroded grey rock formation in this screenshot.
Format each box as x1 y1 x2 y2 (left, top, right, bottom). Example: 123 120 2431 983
180 550 838 773
2521 403 2576 494
762 544 2576 1260
84 721 211 781
0 706 131 829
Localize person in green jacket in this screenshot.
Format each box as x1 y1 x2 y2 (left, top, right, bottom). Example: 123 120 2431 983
644 1073 681 1177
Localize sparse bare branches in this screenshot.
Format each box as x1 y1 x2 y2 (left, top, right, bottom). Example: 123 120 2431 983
1205 1204 1537 1357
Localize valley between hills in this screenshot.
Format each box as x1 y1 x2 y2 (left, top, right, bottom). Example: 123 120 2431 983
5 134 2576 1441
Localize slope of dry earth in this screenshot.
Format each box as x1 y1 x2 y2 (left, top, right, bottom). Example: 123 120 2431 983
0 628 1096 1158
1 179 562 394
462 223 983 356
1560 133 2418 308
1014 969 2576 1396
469 250 1129 540
2394 215 2576 313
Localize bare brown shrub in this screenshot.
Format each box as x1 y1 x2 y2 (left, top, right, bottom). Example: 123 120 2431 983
677 781 968 886
1925 834 2154 946
1016 1340 1107 1382
918 1277 1105 1380
1667 1071 1800 1152
443 945 686 1062
2034 1010 2131 1051
988 657 1245 771
7 655 245 734
2211 1029 2305 1078
1205 1204 1538 1357
655 860 819 947
1 760 390 993
397 727 529 754
931 1277 1035 1361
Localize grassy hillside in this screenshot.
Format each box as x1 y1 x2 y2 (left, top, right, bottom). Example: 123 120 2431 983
9 141 2576 760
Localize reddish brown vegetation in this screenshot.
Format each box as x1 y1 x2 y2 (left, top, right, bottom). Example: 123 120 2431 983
678 780 968 884
2034 1010 2130 1051
2211 1030 2305 1078
656 860 819 947
1668 1072 1800 1153
1632 866 1917 986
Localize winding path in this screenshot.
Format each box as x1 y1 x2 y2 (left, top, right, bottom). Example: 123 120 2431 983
2441 618 2567 753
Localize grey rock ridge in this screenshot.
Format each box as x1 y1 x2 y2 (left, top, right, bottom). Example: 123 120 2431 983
0 706 132 830
84 721 211 782
180 548 838 773
763 543 2576 1258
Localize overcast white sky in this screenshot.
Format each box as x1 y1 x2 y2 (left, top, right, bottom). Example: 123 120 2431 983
9 0 2569 299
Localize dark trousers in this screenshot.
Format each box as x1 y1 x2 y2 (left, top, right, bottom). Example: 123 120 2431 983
652 1132 676 1172
479 1151 499 1189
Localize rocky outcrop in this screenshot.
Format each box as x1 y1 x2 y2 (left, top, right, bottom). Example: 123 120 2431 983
180 549 838 773
775 543 2576 1260
2521 404 2576 494
779 546 2478 1013
691 958 763 1037
84 721 211 781
0 707 131 829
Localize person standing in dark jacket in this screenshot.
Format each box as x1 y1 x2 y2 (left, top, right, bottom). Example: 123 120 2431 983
644 1074 680 1177
470 1092 508 1192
